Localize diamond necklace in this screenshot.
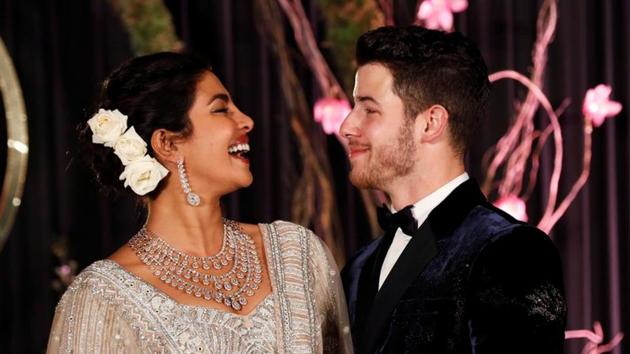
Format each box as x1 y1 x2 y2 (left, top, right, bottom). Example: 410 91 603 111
129 219 263 311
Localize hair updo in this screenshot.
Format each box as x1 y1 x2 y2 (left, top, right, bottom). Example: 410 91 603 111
78 52 210 199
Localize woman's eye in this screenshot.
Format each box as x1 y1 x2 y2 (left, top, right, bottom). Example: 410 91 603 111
212 108 229 114
365 108 377 114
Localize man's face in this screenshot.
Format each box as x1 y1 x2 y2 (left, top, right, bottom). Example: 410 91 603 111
339 63 417 190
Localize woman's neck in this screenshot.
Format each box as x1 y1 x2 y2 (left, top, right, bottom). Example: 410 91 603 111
144 186 226 257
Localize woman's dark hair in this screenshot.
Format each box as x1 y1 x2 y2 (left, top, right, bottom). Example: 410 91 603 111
78 52 210 199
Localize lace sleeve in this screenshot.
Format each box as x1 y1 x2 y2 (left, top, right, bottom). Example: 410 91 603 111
308 231 354 354
47 276 141 354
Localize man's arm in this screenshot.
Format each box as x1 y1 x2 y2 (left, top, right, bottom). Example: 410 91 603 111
467 226 567 354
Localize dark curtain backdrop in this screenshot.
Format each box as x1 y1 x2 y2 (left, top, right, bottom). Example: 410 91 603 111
0 1 628 353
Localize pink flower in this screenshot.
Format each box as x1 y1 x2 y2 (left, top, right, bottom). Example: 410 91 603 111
582 84 622 127
417 0 468 31
313 97 351 135
494 195 528 222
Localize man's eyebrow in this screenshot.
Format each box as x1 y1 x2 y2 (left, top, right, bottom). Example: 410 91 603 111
354 96 380 105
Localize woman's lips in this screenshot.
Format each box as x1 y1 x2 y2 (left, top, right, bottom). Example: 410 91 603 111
230 154 250 164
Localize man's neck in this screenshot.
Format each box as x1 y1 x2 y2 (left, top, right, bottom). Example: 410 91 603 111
385 164 466 211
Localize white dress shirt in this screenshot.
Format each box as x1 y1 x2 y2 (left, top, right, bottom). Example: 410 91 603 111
378 173 470 289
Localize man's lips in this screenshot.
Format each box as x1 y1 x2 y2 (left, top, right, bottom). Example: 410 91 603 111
348 147 369 158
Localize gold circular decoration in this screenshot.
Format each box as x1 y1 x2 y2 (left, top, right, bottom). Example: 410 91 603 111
0 36 29 252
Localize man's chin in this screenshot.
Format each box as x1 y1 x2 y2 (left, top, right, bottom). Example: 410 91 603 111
349 171 377 189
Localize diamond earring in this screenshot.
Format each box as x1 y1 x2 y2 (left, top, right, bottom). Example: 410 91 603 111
177 159 200 206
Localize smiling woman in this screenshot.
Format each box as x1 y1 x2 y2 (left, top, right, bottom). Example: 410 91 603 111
46 52 353 354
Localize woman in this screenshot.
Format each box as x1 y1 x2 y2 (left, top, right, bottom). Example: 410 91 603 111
47 52 352 353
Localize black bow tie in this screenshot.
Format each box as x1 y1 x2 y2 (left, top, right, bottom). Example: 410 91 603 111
377 204 418 236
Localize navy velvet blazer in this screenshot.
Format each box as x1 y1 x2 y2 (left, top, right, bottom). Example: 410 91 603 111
341 180 566 354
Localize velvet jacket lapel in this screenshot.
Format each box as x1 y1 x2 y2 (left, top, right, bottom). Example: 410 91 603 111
358 222 438 353
354 229 395 334
357 179 487 353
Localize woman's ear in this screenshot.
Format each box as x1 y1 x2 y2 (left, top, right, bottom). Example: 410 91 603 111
151 129 183 163
418 104 449 143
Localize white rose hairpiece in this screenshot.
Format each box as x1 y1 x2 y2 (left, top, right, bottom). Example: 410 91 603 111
87 109 169 196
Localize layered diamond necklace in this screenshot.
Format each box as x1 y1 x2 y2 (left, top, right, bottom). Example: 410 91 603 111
129 219 263 311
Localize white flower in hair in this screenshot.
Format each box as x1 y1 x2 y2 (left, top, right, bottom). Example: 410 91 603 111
88 107 169 196
113 127 148 165
87 109 128 147
119 155 169 196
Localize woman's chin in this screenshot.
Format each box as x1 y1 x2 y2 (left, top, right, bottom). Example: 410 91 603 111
240 173 254 188
229 173 254 191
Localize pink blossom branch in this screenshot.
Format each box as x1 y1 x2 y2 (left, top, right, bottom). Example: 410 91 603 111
377 0 395 26
537 114 592 232
483 0 557 197
566 329 602 343
524 99 571 200
566 322 624 354
487 1 616 235
506 0 557 193
276 0 346 99
596 334 625 353
536 84 620 232
481 99 528 194
506 0 557 195
488 70 564 231
413 0 423 25
501 128 535 196
414 0 468 31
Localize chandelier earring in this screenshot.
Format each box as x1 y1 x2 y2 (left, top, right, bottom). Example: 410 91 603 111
177 158 200 206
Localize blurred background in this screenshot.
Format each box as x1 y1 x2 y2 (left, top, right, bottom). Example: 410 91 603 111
0 0 628 353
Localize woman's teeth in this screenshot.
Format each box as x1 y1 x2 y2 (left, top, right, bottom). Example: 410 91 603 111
228 143 250 156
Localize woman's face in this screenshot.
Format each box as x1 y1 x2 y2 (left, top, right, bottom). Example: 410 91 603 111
177 71 254 196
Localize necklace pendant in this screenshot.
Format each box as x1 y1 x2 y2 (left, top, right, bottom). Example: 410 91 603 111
232 301 242 311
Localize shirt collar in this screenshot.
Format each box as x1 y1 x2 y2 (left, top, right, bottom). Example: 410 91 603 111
392 172 470 229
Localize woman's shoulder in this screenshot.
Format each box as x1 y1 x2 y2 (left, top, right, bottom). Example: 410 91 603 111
258 220 311 234
59 260 131 302
260 220 319 242
66 260 119 287
260 220 332 258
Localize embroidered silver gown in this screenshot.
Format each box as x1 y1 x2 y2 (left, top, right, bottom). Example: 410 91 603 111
47 221 353 353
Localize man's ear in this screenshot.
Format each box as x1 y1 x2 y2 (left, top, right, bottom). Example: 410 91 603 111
151 129 183 163
418 104 449 143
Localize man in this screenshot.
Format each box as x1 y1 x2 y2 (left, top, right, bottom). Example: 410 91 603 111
340 26 566 354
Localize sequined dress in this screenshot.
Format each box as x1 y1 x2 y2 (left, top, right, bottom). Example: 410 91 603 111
47 221 353 353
